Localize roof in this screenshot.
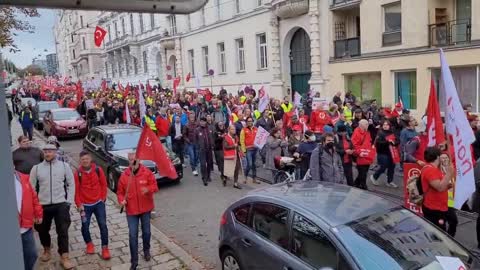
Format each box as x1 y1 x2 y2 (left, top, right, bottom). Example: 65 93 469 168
96 124 142 134
249 181 398 227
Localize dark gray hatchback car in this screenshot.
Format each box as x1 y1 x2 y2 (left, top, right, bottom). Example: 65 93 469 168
219 181 478 270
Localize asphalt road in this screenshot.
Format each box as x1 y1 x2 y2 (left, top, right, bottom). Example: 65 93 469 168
20 118 480 269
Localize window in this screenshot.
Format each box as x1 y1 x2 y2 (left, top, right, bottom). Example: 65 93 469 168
125 58 130 76
346 72 382 103
188 49 195 76
139 14 144 33
433 66 478 111
202 46 209 75
395 71 417 110
133 58 138 75
118 61 122 77
168 15 177 35
150 14 155 29
107 25 112 42
257 0 262 6
236 38 246 72
235 0 240 13
130 14 135 35
383 2 402 46
80 15 84 27
82 36 86 50
71 34 74 43
217 42 226 74
201 8 206 26
251 203 289 249
291 214 338 269
121 17 126 36
215 0 221 20
257 33 268 69
143 51 148 73
187 14 192 31
111 63 115 78
233 204 250 226
72 49 76 59
114 21 118 39
105 62 109 78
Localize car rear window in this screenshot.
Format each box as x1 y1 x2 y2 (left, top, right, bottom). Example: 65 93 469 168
334 208 474 270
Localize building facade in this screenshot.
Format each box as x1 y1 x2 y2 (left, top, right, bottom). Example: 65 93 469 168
54 10 104 81
46 53 58 76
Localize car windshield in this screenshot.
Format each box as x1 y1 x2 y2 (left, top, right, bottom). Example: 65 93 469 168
334 208 473 270
53 110 80 121
39 103 59 112
106 131 142 151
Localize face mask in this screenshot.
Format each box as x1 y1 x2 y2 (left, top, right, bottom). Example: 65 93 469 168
309 135 316 142
325 142 334 149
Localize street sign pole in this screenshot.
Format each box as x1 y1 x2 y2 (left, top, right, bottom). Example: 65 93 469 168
0 52 24 268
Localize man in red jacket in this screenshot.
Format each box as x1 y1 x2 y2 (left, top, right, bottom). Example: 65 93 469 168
15 170 43 270
74 151 110 260
155 108 170 138
310 105 332 139
351 119 374 190
117 152 159 270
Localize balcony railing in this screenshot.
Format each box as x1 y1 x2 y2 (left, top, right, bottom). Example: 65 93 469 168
330 0 361 9
382 30 401 46
334 37 360 58
429 19 471 47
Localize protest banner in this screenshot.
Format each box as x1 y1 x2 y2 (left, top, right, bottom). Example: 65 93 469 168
254 126 269 149
403 163 423 215
312 98 328 111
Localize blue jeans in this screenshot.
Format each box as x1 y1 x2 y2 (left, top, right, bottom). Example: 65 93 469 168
81 201 109 246
186 143 199 170
22 126 33 141
127 212 151 265
21 229 37 270
373 154 396 183
244 148 257 178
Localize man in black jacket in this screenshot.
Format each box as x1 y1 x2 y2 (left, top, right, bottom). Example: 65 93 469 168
255 111 274 132
196 117 214 186
7 103 13 145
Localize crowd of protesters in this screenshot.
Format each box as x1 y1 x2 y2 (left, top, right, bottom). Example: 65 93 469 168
10 77 480 270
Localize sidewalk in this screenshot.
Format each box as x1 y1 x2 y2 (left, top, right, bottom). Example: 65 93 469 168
10 117 203 270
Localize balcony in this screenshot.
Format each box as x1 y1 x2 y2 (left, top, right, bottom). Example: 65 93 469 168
429 19 471 47
330 0 361 10
334 37 360 58
271 0 309 19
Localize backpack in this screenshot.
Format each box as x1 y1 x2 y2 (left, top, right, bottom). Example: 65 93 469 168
406 165 430 205
77 166 100 184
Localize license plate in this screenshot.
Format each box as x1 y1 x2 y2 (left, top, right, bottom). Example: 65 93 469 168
67 129 79 134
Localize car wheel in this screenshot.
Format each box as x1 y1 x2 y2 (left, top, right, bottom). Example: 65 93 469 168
108 169 117 192
221 250 242 270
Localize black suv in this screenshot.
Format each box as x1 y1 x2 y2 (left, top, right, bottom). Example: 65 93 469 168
82 124 183 192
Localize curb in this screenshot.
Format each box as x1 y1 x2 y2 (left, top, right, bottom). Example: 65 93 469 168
33 128 206 270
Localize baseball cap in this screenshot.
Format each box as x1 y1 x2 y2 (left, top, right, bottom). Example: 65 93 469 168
42 144 58 151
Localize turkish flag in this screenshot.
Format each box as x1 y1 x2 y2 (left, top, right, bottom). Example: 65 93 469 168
101 79 107 91
173 76 181 91
136 126 178 179
94 26 107 47
426 79 446 146
185 72 191 82
75 80 83 101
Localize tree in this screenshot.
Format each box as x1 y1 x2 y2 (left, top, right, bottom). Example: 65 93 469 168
21 64 45 77
0 7 39 52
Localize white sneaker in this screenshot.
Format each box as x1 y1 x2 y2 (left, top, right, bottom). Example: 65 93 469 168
386 182 398 188
370 175 380 186
193 170 198 176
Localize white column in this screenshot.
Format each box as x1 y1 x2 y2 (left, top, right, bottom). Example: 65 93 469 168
269 12 284 97
308 0 325 94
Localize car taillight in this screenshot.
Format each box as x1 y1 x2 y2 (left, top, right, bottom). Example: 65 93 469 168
220 212 228 226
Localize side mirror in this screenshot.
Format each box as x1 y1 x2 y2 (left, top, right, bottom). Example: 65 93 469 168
94 145 103 152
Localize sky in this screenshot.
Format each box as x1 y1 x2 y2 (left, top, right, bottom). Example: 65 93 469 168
2 8 56 69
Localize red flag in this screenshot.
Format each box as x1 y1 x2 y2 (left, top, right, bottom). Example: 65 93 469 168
185 72 191 82
146 81 153 96
197 88 212 101
125 83 131 96
76 80 83 101
101 79 107 91
136 126 178 179
426 79 446 146
173 76 181 95
94 26 107 47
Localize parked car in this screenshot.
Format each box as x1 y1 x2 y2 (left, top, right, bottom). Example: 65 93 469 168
219 181 479 270
43 108 87 138
34 101 60 130
82 124 183 192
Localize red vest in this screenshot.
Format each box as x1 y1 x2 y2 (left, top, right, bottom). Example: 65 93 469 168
224 134 237 159
242 127 257 148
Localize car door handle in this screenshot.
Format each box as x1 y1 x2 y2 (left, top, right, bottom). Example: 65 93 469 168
241 238 252 247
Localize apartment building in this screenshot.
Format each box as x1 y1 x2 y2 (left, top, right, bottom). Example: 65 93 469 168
327 0 480 114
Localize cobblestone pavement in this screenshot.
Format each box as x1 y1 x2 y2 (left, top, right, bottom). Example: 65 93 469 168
9 111 201 270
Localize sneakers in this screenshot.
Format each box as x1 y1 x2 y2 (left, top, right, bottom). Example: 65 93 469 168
86 242 95 254
40 248 51 262
387 182 399 188
192 170 198 176
60 253 75 269
102 247 111 260
369 175 380 186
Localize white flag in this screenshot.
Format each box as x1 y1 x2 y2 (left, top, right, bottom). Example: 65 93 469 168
294 91 302 107
441 49 475 209
125 100 131 124
138 86 146 124
258 94 270 113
